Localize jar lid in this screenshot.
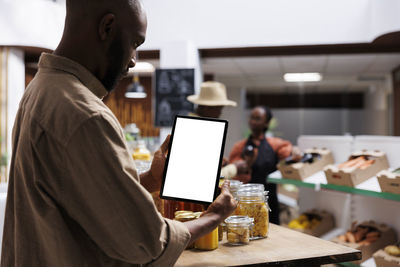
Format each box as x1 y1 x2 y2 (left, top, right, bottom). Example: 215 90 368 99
193 212 203 218
174 210 193 217
238 183 265 191
225 215 254 226
175 213 197 221
237 189 265 197
230 180 243 188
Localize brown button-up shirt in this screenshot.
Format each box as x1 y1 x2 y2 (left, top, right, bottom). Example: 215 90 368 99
1 53 190 267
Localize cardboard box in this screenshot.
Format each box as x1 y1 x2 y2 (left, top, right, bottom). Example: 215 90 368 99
277 148 334 181
288 209 335 237
377 169 400 194
324 150 389 187
373 248 400 267
332 221 397 265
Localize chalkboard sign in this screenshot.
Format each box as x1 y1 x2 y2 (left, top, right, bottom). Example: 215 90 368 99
154 68 195 127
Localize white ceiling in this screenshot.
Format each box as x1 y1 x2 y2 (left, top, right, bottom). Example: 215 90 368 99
202 53 400 92
144 53 400 93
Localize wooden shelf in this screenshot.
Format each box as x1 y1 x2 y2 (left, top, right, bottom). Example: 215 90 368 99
268 171 400 202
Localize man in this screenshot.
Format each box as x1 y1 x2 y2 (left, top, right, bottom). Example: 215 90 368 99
1 1 236 266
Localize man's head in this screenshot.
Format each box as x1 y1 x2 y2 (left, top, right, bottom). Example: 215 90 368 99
249 106 273 134
58 0 147 92
187 81 236 119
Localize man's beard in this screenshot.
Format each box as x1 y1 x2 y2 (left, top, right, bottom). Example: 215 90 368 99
102 38 126 92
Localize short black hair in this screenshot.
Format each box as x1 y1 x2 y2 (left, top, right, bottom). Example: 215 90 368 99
254 106 273 123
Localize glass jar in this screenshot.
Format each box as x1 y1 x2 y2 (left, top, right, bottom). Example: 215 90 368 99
225 216 253 245
194 227 219 250
229 180 243 199
236 190 269 239
133 140 151 161
218 223 226 241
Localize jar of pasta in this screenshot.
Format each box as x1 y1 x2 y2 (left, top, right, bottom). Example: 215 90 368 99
225 216 254 245
235 189 269 239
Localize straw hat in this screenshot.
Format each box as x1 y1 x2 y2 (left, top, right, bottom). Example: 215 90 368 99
187 81 237 107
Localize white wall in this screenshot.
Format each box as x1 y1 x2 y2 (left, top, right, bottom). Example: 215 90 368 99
0 0 65 50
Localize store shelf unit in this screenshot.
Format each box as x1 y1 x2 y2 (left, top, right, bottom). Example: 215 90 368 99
272 135 400 267
269 173 400 202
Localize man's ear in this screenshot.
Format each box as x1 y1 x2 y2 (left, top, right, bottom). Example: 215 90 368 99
98 13 115 41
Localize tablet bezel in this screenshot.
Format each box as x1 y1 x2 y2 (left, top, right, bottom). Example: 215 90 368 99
159 115 228 205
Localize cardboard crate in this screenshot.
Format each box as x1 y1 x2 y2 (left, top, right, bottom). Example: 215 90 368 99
377 169 400 194
288 209 335 237
324 150 389 187
373 248 400 267
277 148 334 181
332 221 397 265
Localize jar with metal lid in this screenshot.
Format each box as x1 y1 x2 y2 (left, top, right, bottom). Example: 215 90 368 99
236 189 269 239
225 216 254 245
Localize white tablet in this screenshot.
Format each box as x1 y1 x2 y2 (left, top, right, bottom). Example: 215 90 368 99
160 115 228 204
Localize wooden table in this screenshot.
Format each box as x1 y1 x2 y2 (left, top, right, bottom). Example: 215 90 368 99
175 224 361 266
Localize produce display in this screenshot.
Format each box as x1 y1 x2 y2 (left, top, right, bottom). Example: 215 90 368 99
337 222 381 246
337 155 375 170
288 214 321 230
384 244 400 257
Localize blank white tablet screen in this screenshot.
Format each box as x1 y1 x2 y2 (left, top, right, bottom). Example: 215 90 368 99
161 117 226 203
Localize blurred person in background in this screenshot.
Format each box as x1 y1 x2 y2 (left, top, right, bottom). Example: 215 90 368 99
229 106 301 225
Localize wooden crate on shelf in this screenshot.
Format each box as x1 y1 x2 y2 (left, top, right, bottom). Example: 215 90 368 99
288 209 335 237
374 248 400 267
277 148 334 181
332 221 397 265
377 169 400 194
324 150 389 187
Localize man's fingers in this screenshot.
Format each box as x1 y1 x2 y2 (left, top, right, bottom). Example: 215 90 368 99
221 180 230 193
160 135 171 155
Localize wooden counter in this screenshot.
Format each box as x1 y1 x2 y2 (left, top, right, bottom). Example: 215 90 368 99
175 224 361 266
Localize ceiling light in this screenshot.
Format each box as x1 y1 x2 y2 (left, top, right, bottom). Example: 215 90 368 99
125 75 147 98
128 62 155 75
284 73 322 82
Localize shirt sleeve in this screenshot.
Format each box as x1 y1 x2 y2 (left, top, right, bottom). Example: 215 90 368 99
267 137 293 160
61 113 190 266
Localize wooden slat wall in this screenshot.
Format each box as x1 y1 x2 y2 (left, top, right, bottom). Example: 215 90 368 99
103 76 159 137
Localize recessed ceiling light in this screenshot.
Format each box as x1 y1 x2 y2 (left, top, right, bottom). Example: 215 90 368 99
284 72 322 82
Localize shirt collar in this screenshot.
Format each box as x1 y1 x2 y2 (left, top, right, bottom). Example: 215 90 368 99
38 53 108 99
